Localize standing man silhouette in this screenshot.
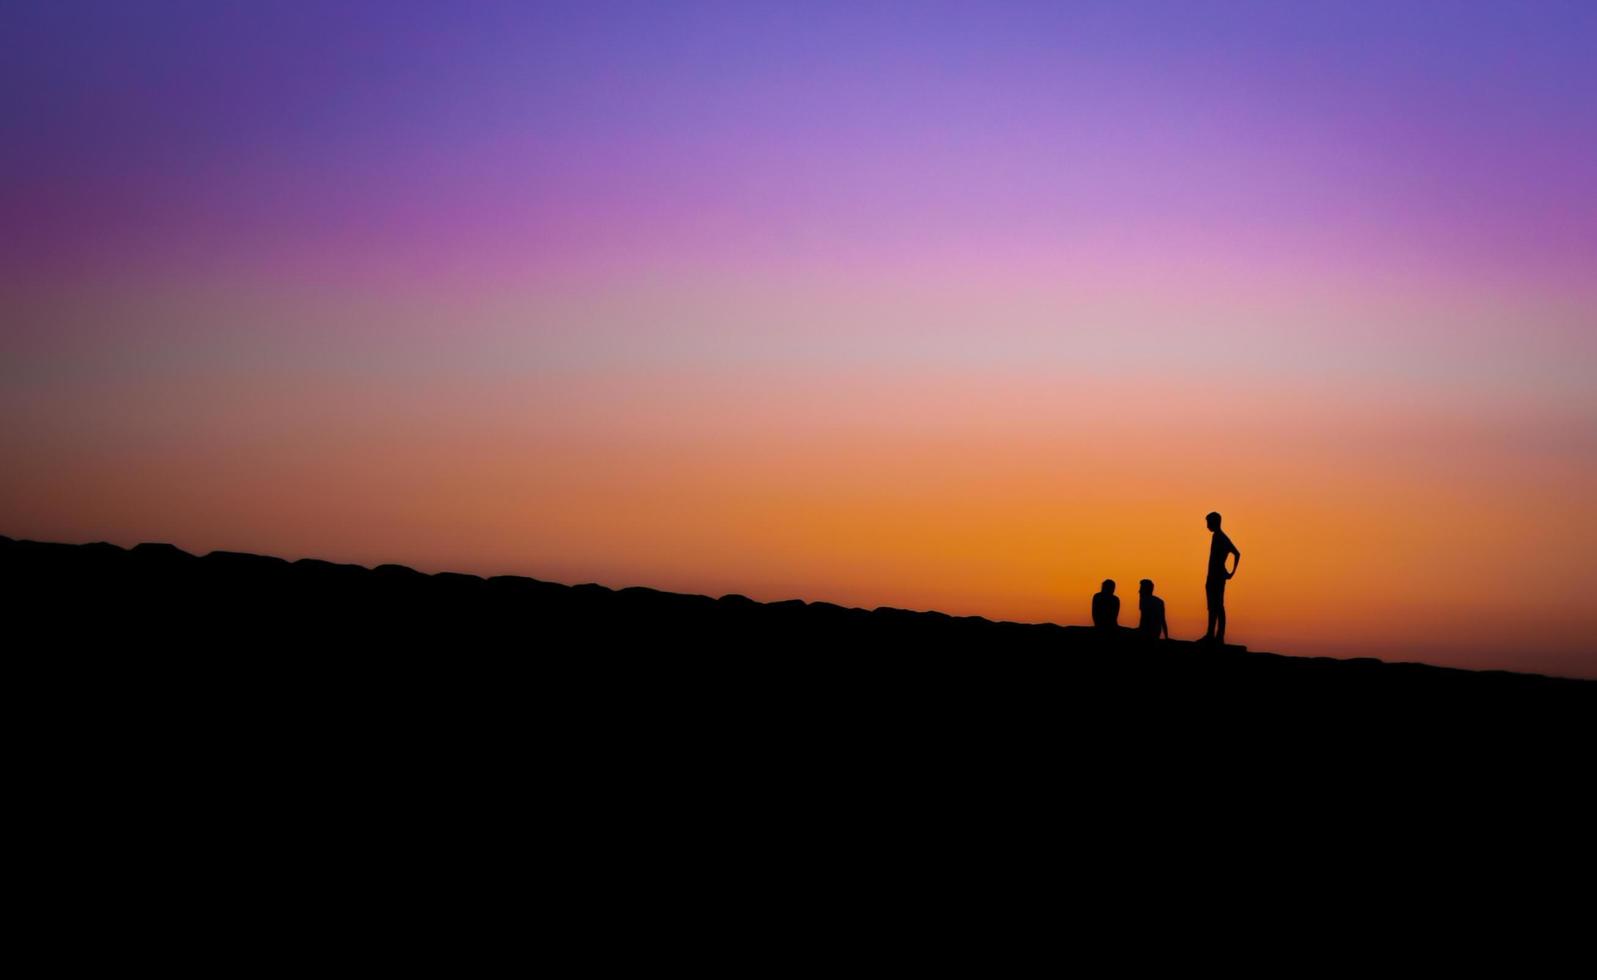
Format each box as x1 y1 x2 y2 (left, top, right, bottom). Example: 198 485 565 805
1203 512 1240 644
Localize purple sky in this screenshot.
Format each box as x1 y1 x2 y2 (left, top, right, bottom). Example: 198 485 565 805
3 2 1595 675
6 2 1595 286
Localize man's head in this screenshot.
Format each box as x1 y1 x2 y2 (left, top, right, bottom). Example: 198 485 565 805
1206 511 1222 531
1101 579 1115 594
1139 579 1154 596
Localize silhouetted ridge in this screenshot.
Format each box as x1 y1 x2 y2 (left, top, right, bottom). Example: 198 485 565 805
2 535 1591 708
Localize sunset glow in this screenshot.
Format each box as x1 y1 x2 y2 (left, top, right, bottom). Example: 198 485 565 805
4 2 1594 676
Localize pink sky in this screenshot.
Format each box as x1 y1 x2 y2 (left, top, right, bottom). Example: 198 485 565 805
3 3 1594 676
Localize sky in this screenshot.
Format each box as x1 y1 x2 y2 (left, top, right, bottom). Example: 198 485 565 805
3 1 1595 677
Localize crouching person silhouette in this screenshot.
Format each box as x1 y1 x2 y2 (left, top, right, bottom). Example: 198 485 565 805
1138 579 1169 640
1092 579 1120 630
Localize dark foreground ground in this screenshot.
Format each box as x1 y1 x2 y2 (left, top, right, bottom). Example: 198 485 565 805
10 531 1591 957
8 531 1592 897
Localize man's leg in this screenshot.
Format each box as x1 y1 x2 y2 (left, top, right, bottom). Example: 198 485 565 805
1216 604 1226 645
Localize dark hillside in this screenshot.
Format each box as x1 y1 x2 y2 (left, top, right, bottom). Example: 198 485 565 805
5 534 1588 706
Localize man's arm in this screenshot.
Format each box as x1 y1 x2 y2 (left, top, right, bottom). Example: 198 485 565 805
1228 542 1241 579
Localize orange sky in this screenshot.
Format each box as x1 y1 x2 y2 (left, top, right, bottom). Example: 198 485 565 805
5 4 1596 678
5 337 1593 678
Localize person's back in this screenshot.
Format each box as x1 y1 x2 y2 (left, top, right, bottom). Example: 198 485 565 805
1092 580 1120 629
1137 579 1168 640
1209 528 1235 580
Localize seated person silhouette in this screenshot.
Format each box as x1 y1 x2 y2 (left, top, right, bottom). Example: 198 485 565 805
1091 579 1120 630
1137 579 1169 640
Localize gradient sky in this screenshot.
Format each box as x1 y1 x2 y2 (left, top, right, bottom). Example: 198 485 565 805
4 1 1595 676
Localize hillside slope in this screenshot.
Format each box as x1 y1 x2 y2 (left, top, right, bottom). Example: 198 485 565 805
5 534 1588 703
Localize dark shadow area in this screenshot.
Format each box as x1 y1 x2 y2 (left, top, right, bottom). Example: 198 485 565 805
5 529 1591 869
